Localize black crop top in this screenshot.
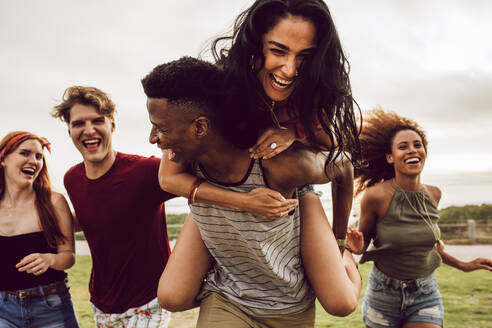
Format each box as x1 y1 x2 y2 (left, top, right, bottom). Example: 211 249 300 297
0 231 67 291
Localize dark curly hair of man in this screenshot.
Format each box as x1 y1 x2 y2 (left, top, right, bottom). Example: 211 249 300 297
141 56 224 119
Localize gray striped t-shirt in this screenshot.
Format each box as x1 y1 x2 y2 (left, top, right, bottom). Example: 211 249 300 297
190 159 315 317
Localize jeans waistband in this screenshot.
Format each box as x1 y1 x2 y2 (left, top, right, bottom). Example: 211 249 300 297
372 265 432 291
4 279 69 299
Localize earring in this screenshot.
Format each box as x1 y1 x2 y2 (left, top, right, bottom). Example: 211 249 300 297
250 55 255 71
295 69 299 77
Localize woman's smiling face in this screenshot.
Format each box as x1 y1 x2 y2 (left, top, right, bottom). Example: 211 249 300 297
387 129 427 176
1 139 44 187
257 14 316 102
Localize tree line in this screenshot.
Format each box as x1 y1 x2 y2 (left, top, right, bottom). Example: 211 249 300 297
439 204 492 224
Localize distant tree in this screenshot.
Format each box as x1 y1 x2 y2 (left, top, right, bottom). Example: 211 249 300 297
439 204 492 224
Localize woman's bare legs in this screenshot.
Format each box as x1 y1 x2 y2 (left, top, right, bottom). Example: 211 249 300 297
299 193 361 316
158 213 213 312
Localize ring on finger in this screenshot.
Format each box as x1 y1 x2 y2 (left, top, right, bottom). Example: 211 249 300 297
279 211 283 218
270 142 277 150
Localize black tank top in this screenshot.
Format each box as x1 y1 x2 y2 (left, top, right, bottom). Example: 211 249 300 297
0 231 67 290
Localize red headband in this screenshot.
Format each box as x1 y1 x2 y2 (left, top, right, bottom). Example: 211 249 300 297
0 133 51 161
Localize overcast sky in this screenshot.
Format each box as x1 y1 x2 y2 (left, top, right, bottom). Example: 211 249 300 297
1 0 491 199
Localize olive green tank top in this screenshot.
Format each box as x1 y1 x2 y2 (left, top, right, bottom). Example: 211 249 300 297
360 183 442 279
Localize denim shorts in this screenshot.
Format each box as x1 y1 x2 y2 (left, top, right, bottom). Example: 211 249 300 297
0 280 79 328
362 265 443 328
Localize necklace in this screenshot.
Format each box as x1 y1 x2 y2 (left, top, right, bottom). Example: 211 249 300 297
268 101 287 130
392 179 444 251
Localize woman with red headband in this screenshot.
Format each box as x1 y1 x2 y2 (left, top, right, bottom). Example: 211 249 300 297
0 131 79 327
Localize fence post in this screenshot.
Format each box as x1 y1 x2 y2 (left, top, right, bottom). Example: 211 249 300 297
467 220 476 244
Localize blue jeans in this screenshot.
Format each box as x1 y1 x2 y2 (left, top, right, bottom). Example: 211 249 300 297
0 280 79 328
362 265 443 328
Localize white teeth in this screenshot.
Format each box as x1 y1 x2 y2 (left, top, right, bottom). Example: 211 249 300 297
405 158 420 164
271 74 293 88
83 139 100 146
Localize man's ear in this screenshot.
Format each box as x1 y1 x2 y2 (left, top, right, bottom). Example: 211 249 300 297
194 116 210 139
111 118 116 132
386 153 394 164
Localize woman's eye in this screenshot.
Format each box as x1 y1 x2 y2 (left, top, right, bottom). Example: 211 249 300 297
36 154 43 160
270 48 284 55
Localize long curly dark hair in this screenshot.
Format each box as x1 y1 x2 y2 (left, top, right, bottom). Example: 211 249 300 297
210 0 362 165
354 109 428 196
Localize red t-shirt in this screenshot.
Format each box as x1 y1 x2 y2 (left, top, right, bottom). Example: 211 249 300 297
64 152 175 313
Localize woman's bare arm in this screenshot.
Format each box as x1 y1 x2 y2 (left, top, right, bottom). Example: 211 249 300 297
159 151 297 219
346 187 381 254
16 193 76 274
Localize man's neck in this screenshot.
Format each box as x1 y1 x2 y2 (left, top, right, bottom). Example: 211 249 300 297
84 149 118 180
197 136 251 184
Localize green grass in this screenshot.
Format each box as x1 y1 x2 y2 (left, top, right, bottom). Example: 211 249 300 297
67 256 94 327
68 259 492 328
166 213 187 240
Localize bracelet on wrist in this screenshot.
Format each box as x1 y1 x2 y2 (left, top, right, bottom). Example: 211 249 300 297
188 178 205 205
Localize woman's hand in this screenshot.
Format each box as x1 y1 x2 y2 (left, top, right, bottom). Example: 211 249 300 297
16 253 55 276
346 226 365 254
249 127 296 159
461 257 492 272
242 188 298 220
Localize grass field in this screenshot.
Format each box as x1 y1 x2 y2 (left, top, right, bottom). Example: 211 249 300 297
67 256 492 328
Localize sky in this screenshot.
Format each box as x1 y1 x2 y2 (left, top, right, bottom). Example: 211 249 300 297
1 0 491 211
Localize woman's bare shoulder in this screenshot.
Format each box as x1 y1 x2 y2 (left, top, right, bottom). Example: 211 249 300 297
362 181 395 217
50 192 69 208
365 181 394 201
423 184 441 206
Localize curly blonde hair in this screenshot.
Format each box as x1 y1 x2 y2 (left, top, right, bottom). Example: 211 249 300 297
355 109 427 195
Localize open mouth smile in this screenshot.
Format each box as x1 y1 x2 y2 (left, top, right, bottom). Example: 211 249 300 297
405 157 421 164
270 74 294 90
82 138 101 150
21 167 36 176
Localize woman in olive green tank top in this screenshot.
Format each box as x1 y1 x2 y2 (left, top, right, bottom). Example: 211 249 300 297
346 110 492 328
